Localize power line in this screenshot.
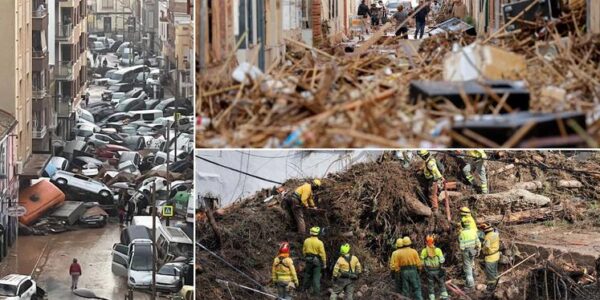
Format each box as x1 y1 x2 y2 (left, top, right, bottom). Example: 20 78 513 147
196 155 284 185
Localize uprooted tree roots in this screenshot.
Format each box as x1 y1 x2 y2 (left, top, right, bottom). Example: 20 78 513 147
197 151 600 299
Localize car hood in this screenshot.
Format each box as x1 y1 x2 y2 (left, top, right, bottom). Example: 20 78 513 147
129 270 153 285
156 274 179 285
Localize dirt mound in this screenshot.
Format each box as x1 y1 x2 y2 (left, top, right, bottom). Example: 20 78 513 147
197 151 600 299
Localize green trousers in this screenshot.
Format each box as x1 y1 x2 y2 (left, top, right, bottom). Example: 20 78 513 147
462 159 488 193
276 282 292 300
400 267 423 300
425 268 448 300
462 248 477 288
330 278 355 300
485 261 498 290
302 257 322 296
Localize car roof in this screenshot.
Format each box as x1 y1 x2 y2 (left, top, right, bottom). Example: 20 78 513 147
0 274 30 286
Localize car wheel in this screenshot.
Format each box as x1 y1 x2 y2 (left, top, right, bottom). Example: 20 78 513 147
56 178 67 185
100 190 111 198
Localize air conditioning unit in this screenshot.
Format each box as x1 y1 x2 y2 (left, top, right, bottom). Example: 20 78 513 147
15 162 24 175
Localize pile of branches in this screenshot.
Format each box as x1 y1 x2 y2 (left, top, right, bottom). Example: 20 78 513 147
198 2 599 148
197 151 600 299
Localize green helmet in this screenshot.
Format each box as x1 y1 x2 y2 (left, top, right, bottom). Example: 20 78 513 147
340 243 350 255
309 226 321 236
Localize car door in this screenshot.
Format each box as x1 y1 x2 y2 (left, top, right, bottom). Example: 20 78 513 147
112 243 129 277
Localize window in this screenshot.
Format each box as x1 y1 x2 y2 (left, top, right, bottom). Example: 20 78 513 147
101 0 113 9
18 280 32 296
142 114 154 121
0 141 6 178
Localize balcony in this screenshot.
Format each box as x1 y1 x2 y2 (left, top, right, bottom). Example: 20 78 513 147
57 98 73 117
32 4 48 31
32 49 48 72
32 126 48 139
56 61 74 80
32 88 48 99
57 24 73 40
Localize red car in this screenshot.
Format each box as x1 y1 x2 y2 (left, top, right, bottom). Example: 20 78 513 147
95 144 130 163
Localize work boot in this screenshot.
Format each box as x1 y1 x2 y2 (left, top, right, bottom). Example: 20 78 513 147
428 294 436 300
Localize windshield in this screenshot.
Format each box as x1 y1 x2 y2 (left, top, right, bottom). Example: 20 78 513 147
158 265 180 276
108 72 124 81
130 244 153 271
0 284 17 296
172 243 193 257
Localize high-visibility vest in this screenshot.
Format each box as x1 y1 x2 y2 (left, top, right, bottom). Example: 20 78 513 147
424 157 443 181
420 247 445 269
483 231 500 263
459 229 479 250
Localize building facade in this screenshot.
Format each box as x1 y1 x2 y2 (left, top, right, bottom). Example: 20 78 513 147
55 0 88 140
33 0 55 153
0 0 34 174
88 0 136 38
163 0 193 99
0 111 19 262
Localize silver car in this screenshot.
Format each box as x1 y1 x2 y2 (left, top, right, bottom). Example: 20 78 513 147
87 133 124 149
51 170 114 199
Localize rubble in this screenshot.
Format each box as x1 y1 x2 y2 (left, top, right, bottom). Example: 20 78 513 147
197 151 600 299
198 2 599 148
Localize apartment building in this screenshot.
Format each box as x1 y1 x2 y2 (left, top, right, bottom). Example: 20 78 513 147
55 0 88 140
163 0 193 99
0 0 33 174
33 0 54 153
0 111 18 262
88 0 136 38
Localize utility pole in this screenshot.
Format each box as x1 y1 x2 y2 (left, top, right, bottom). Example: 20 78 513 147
151 182 157 300
165 120 171 226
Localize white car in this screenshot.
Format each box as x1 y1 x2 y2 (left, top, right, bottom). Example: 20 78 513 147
51 170 114 199
0 274 38 299
112 239 154 289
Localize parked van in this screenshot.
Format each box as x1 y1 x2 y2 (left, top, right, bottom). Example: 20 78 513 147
106 65 148 85
131 216 193 261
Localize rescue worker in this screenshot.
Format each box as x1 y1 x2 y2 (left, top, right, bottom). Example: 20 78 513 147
418 150 445 211
458 150 488 194
393 237 424 300
282 179 322 234
480 223 500 291
420 235 449 300
459 221 481 290
272 242 299 300
389 238 404 293
330 243 362 300
302 226 327 296
459 207 477 233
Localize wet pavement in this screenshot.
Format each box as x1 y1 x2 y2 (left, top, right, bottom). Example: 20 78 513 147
0 222 154 299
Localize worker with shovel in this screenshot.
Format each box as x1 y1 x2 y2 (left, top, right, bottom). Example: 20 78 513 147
302 226 327 297
459 221 481 290
272 242 299 300
330 243 362 300
392 237 424 300
480 223 500 292
282 179 323 234
420 235 449 300
418 150 445 211
457 150 489 194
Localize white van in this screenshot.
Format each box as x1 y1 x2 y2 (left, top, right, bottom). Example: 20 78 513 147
131 216 193 261
130 110 163 124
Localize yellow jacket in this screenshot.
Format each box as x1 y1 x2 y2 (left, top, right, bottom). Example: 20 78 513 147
272 255 298 285
483 230 500 263
390 247 422 271
424 157 443 181
295 183 316 207
303 236 326 265
466 150 487 159
459 228 481 251
332 255 362 278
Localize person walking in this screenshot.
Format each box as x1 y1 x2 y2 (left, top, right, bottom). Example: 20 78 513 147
414 0 430 39
459 221 481 290
69 258 82 290
126 199 135 225
85 91 90 107
302 227 327 296
457 150 489 194
272 242 299 300
330 243 362 300
282 179 323 234
370 3 380 26
420 235 449 300
392 6 409 38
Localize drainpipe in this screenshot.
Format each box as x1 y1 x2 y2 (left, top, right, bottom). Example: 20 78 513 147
199 0 207 72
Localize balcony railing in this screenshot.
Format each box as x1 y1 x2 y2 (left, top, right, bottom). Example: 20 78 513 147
33 8 48 18
56 61 73 79
33 126 47 139
32 88 47 99
32 49 47 58
57 24 73 39
57 98 73 117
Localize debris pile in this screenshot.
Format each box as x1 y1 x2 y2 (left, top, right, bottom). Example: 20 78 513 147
197 151 600 299
198 3 600 148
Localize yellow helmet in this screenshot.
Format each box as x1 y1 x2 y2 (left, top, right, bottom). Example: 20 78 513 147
417 150 430 159
312 179 322 187
309 226 321 236
460 207 471 215
395 238 403 248
402 236 412 246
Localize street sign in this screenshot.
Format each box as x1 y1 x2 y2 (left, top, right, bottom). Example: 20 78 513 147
162 205 174 217
6 206 27 217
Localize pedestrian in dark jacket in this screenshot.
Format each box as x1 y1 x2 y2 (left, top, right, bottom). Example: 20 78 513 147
358 0 370 18
370 3 380 26
126 200 135 225
414 0 430 39
69 258 82 290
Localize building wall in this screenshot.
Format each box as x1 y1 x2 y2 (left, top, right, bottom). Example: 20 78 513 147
0 128 19 260
590 0 600 34
0 0 33 170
